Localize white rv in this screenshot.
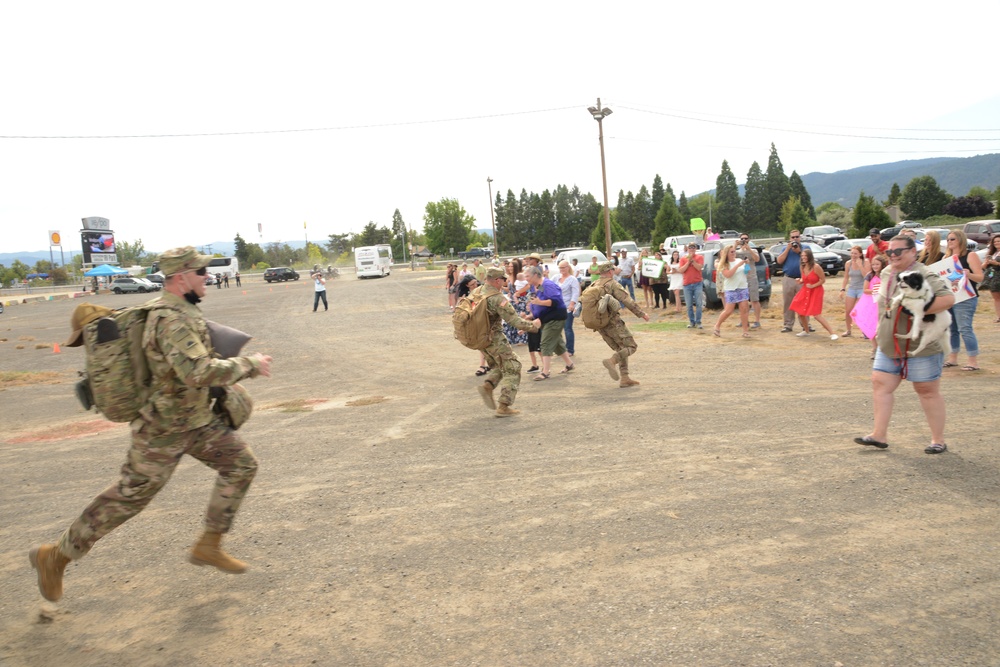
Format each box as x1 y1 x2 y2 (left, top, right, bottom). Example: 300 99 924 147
354 245 393 278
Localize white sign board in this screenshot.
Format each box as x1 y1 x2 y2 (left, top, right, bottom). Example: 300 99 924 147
81 216 111 231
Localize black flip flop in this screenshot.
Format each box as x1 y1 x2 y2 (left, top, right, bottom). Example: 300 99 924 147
854 436 889 449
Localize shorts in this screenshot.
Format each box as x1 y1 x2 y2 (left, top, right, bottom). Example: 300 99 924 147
872 349 944 383
724 288 749 304
527 330 542 353
539 319 567 356
846 286 864 299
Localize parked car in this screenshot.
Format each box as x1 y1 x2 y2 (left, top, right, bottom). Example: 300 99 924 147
145 272 165 286
555 249 608 289
110 277 154 294
458 247 492 260
412 248 435 258
719 230 740 239
264 267 300 283
802 225 847 247
768 242 844 275
914 228 978 252
662 234 700 252
700 244 772 308
762 250 778 278
963 220 1000 246
135 277 161 291
897 220 922 229
825 238 874 262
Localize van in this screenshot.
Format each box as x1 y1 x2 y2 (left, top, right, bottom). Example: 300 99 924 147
355 245 393 279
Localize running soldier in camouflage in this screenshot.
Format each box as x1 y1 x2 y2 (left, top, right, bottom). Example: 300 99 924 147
29 246 273 602
593 261 650 387
475 268 541 417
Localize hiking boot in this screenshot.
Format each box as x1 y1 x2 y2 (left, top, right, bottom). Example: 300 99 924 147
495 404 520 418
477 382 496 410
602 357 620 381
619 374 640 388
28 544 71 602
189 532 247 574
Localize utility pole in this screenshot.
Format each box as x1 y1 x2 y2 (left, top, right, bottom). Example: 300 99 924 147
587 98 614 258
487 177 498 255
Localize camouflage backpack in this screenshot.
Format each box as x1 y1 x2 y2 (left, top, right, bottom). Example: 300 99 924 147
76 300 162 422
580 284 619 330
452 292 493 350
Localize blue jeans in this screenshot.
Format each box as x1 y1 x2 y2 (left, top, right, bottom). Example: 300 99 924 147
619 276 635 300
313 290 328 311
683 282 703 325
949 297 979 356
564 313 575 355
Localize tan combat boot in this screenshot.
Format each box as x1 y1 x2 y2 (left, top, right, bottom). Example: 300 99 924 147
602 357 620 381
619 373 640 388
477 382 496 410
495 403 520 418
189 531 248 574
28 544 72 602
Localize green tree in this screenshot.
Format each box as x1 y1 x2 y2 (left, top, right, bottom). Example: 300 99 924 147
650 175 665 220
778 197 811 239
631 185 654 243
884 183 901 206
742 161 767 230
305 242 325 266
764 144 791 229
326 233 350 256
590 208 629 250
789 171 815 220
244 242 265 267
816 203 852 231
686 192 713 225
234 233 250 265
899 176 952 220
652 183 685 243
390 209 407 259
616 190 635 239
850 191 892 237
423 198 475 255
714 160 743 231
116 239 146 266
677 192 691 228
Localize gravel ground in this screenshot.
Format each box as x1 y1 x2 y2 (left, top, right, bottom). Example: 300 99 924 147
0 270 998 666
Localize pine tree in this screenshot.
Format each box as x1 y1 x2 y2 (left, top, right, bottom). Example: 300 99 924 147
742 161 767 231
788 171 815 220
884 183 901 206
652 183 685 243
390 209 407 259
651 175 665 220
714 160 743 231
764 144 791 229
850 191 892 237
632 185 654 243
678 192 691 227
777 197 811 238
590 208 629 250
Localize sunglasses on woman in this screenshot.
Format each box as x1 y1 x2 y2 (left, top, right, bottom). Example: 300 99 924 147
885 248 908 257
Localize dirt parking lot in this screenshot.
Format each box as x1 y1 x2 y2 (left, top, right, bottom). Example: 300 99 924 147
1 270 998 666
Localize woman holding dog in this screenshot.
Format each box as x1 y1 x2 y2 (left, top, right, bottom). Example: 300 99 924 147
855 235 954 455
943 229 984 371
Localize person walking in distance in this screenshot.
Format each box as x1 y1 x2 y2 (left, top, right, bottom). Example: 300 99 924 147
311 268 328 312
778 230 805 333
475 268 541 417
234 271 241 287
591 261 650 387
28 246 273 602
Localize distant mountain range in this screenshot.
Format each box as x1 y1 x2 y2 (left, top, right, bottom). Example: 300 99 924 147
4 155 998 265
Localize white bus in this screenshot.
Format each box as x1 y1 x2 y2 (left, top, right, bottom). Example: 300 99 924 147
354 245 393 279
207 256 239 279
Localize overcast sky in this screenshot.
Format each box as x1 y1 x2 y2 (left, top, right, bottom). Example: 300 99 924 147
3 1 999 255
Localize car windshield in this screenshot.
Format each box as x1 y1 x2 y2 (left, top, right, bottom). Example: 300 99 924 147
809 227 839 235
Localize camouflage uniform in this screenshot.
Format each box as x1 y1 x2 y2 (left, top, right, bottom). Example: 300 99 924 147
474 283 535 407
57 287 263 560
594 275 646 375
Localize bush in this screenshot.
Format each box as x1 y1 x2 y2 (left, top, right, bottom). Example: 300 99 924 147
943 195 994 218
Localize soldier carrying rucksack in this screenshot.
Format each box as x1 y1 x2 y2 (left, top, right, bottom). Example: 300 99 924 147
467 268 539 418
582 261 650 388
29 246 273 604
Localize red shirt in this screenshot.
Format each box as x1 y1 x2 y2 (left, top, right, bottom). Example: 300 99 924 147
679 254 704 286
866 240 888 260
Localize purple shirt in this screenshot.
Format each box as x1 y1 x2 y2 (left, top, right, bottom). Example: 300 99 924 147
529 278 565 319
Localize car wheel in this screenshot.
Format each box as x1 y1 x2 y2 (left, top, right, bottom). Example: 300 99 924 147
114 288 122 294
138 287 146 293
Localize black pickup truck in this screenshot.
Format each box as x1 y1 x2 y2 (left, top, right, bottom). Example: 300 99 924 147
458 247 492 260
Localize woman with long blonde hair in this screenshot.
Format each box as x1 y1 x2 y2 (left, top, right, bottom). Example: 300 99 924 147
712 246 750 338
917 230 944 265
943 229 984 371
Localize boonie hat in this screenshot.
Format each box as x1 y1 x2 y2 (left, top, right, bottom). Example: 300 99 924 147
65 302 114 347
159 246 213 277
526 253 542 262
596 261 615 274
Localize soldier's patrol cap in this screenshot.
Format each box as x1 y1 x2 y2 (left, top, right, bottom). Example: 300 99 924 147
486 268 506 280
159 246 213 277
65 302 114 347
596 261 615 274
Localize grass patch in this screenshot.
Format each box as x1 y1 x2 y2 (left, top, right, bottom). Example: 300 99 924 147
632 321 691 332
346 396 387 407
0 371 65 387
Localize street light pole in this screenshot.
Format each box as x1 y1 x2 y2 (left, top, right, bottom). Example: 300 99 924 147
588 98 614 258
487 177 498 256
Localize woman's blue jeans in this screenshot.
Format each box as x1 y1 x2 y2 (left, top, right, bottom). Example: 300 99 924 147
564 313 575 355
949 296 979 356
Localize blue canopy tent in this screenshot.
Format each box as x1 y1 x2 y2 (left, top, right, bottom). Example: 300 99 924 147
84 264 128 277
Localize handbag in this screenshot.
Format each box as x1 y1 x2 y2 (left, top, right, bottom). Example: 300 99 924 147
981 264 1000 291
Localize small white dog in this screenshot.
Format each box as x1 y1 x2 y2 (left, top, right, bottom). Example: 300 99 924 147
890 270 951 357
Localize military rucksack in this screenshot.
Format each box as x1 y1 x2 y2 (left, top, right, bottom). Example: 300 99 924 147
75 300 162 422
581 284 619 330
452 293 493 350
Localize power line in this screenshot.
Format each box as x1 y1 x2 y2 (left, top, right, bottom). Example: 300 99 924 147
0 106 579 140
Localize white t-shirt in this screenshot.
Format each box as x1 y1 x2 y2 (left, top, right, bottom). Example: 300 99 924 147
720 260 748 292
314 276 326 292
618 256 636 278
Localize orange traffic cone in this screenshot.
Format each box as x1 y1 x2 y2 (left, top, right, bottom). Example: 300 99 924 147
53 343 61 353
242 290 247 295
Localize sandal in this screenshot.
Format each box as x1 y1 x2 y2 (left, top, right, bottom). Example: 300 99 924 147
533 372 550 381
854 436 889 449
475 365 489 376
962 366 981 371
559 364 575 374
741 333 751 338
840 331 852 337
943 361 958 368
924 443 947 454
712 328 721 337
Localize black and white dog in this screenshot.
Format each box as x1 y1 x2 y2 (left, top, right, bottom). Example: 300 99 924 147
890 271 951 357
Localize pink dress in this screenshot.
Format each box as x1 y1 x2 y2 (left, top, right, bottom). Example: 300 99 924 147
850 275 881 339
